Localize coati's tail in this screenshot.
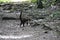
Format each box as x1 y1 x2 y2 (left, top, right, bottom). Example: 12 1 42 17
20 10 23 20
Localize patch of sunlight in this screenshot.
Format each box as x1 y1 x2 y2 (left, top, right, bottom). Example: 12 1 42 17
0 0 31 2
11 0 28 2
0 35 33 39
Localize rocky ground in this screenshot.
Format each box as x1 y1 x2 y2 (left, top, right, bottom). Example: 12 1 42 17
0 3 60 40
0 20 60 40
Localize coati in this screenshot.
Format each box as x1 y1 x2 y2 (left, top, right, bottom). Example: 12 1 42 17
20 10 31 27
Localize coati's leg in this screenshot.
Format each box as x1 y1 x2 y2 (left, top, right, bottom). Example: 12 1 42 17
26 21 28 25
26 22 28 25
20 21 25 27
26 20 30 26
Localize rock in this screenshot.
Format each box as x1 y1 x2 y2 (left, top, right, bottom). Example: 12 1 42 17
42 24 52 30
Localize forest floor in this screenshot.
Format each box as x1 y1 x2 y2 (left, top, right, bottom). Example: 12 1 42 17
0 20 60 40
0 4 60 40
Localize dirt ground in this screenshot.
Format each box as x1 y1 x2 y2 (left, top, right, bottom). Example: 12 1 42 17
0 19 60 40
0 4 60 40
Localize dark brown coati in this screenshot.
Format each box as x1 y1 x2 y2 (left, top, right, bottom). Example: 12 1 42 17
20 10 31 27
